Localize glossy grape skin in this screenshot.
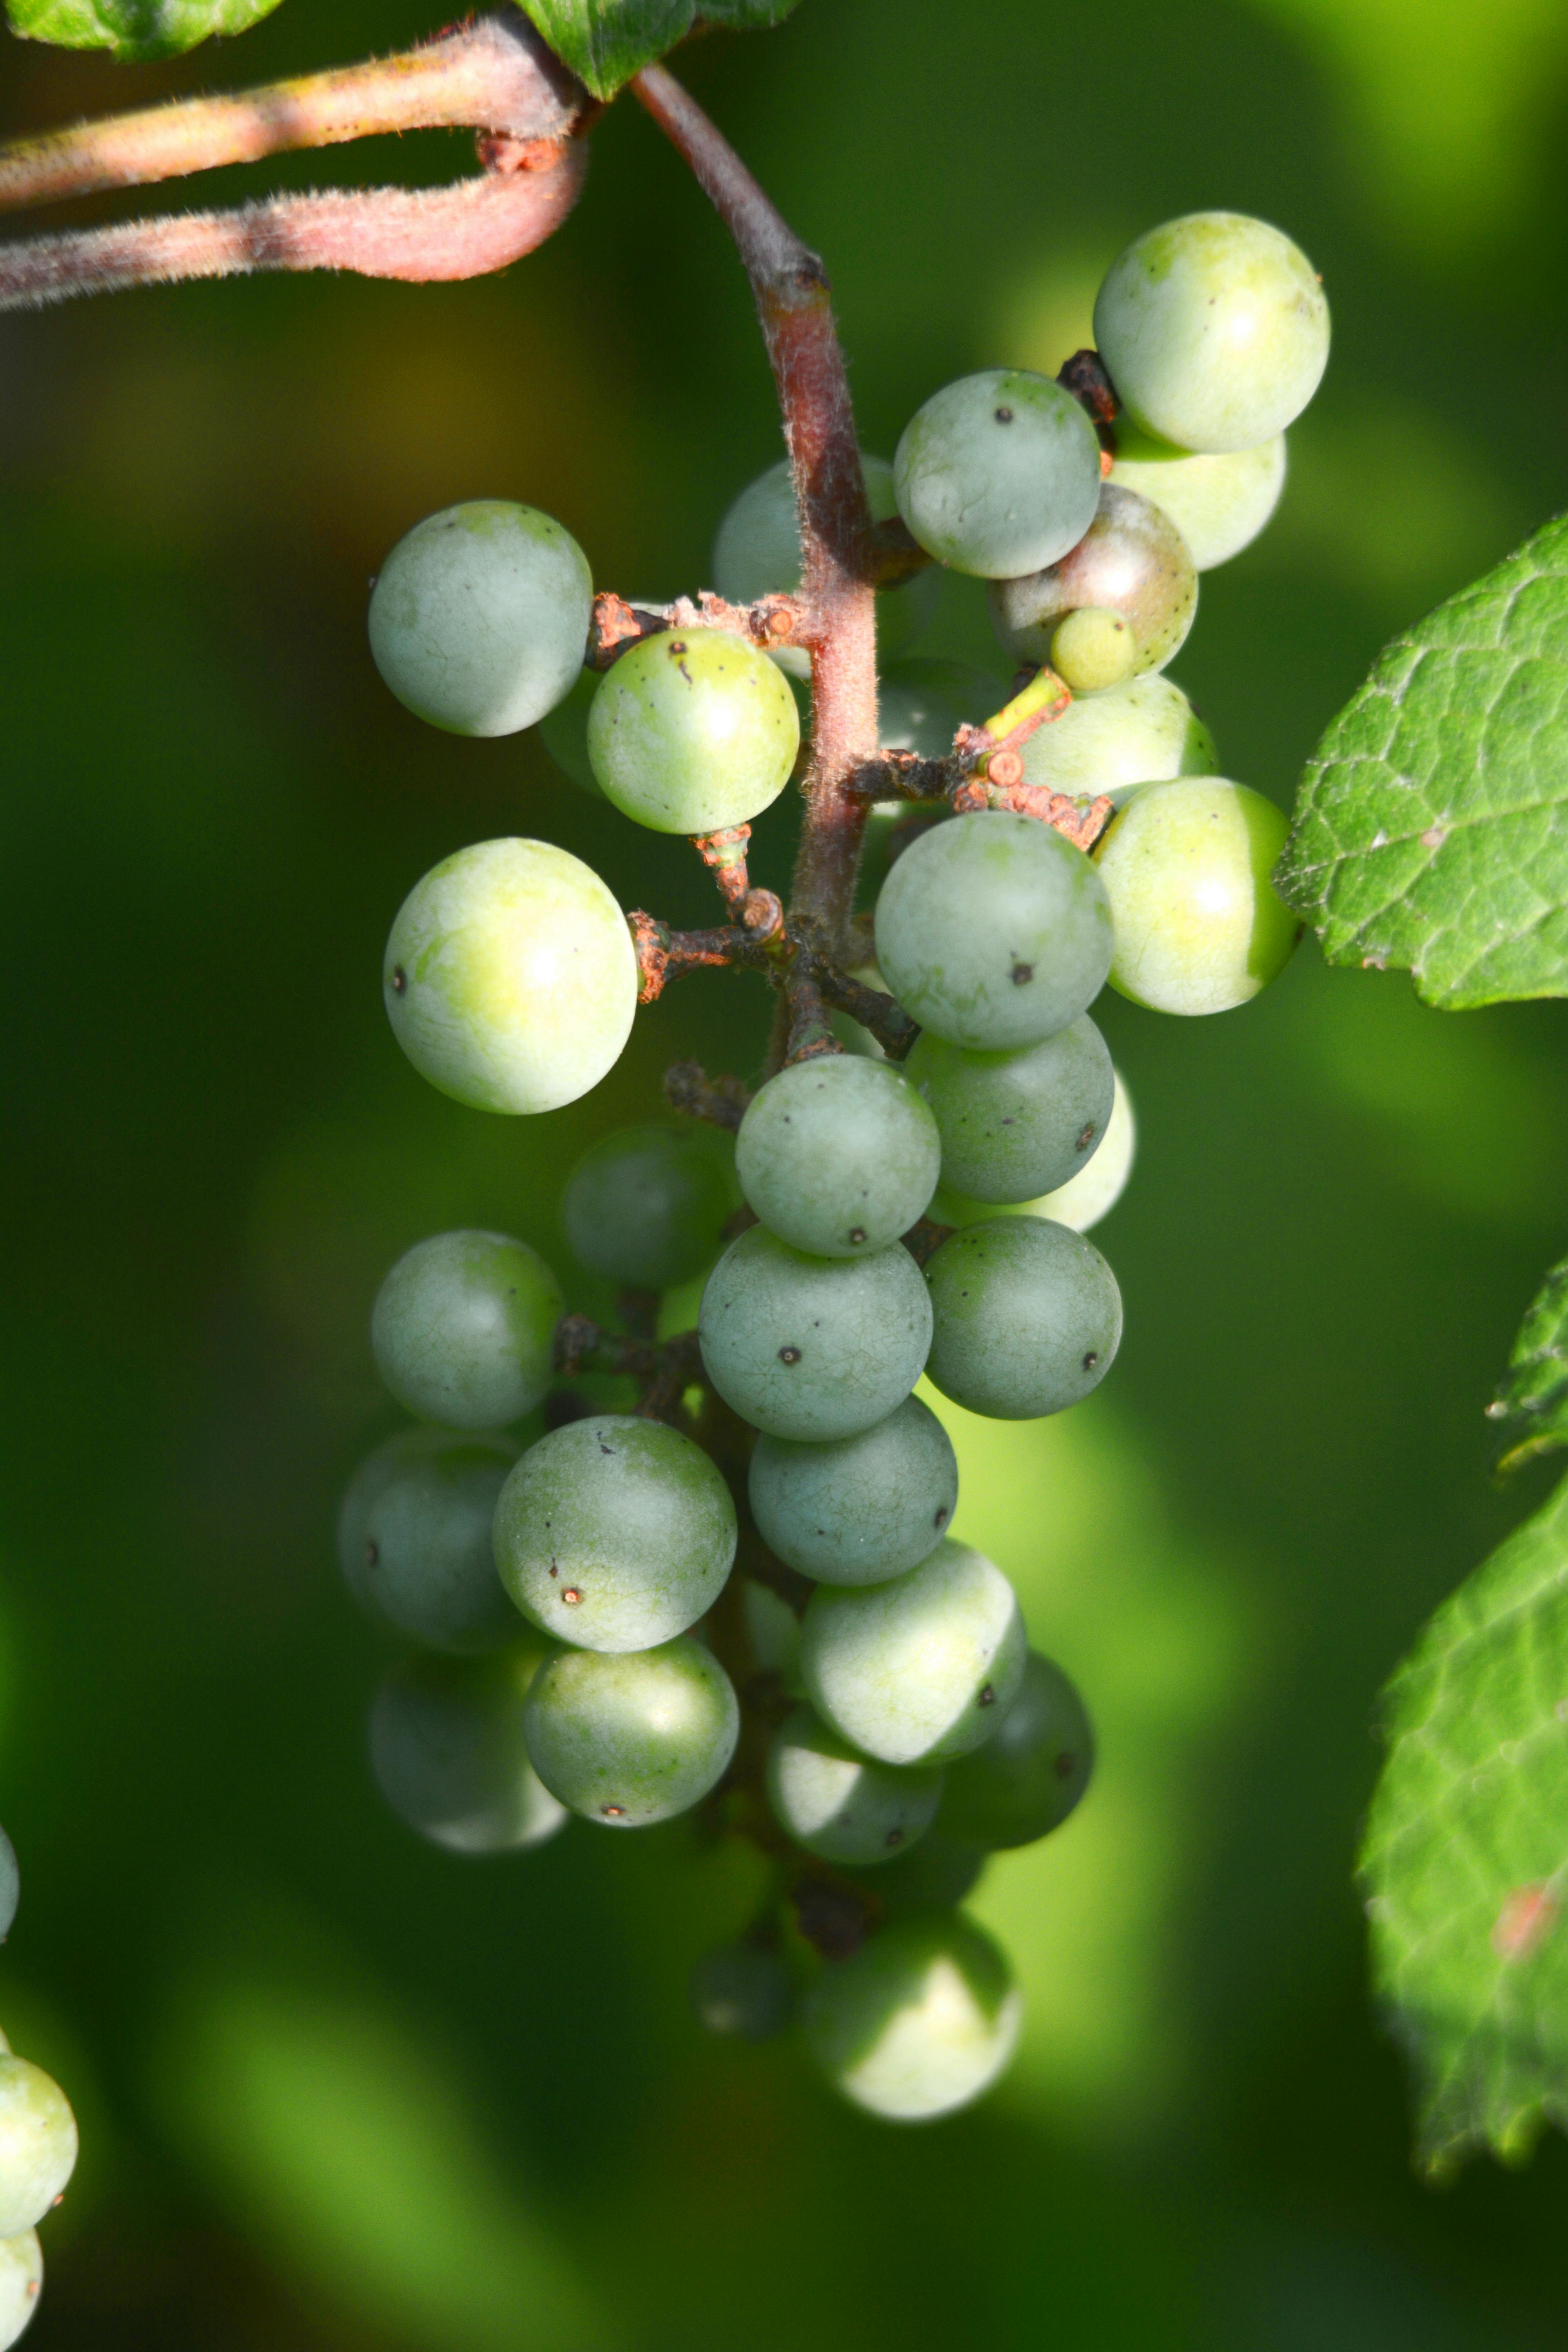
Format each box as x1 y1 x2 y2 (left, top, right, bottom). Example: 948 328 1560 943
893 369 1102 579
938 1650 1094 1849
562 1125 738 1292
875 810 1112 1053
925 1218 1122 1419
768 1706 943 1866
337 1428 519 1654
492 1414 736 1655
1109 420 1286 570
1093 777 1300 1014
801 1538 1026 1766
0 2063 75 2239
736 1057 940 1259
384 838 637 1115
699 1225 932 1443
1094 212 1330 454
1018 674 1215 804
368 1646 566 1855
906 1014 1113 1204
371 1230 562 1429
587 629 799 835
935 1067 1136 1235
689 1942 794 2041
523 1637 739 1828
0 1833 15 1946
802 1912 1021 2121
878 659 1009 759
712 455 939 670
989 483 1197 693
748 1394 958 1586
534 667 601 794
0 2231 39 2351
368 502 592 737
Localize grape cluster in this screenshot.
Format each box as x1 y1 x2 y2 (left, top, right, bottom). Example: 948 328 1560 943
347 209 1325 2122
0 1831 80 2348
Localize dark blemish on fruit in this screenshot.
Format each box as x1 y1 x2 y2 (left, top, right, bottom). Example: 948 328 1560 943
1083 1351 1098 1371
978 1683 996 1707
779 1345 802 1364
563 1588 583 1605
602 1804 626 1818
549 1563 558 1577
1076 1123 1096 1151
391 966 407 994
935 1505 949 1526
995 406 1014 423
885 1828 904 1847
849 1227 866 1244
1055 1752 1076 1779
1010 962 1034 985
364 1542 378 1568
601 1443 614 1454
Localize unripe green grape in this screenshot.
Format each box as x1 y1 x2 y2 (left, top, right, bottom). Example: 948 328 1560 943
523 1637 739 1827
874 810 1112 1052
587 629 799 835
748 1394 958 1586
699 1225 932 1443
924 1217 1122 1419
0 2232 40 2351
878 659 1010 759
988 483 1196 692
0 1833 15 1945
1018 674 1215 804
1094 211 1330 454
0 2062 75 2239
492 1414 736 1654
828 962 889 1062
802 1912 1021 2121
735 1057 940 1259
1109 420 1286 570
337 1428 519 1654
371 1230 562 1428
712 455 939 671
768 1705 943 1866
893 369 1102 579
740 1577 803 1683
934 1067 1136 1235
801 1538 1026 1766
369 1646 566 1853
563 1125 739 1292
689 1941 794 2040
1093 777 1300 1014
368 502 592 737
939 1650 1094 1849
906 1014 1113 1204
534 668 601 794
848 1829 985 1915
384 838 637 1115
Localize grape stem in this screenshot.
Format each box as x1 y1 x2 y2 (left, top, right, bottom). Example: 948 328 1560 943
552 1312 702 1425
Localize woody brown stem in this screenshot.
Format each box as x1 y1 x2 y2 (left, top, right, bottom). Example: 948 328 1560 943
589 588 806 667
662 1061 753 1133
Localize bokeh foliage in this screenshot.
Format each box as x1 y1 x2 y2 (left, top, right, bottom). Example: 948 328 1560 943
3 0 1568 2343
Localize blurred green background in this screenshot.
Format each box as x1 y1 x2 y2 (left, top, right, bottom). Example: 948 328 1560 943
3 0 1568 2342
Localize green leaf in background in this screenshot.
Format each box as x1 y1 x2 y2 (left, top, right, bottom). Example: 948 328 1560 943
1488 1256 1568 1474
5 0 283 59
523 0 695 99
697 0 803 25
1361 1469 1568 2175
1278 513 1568 1007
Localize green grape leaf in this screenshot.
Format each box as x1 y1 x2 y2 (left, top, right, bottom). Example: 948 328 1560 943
5 0 283 58
1361 1469 1568 2174
1278 513 1568 1008
1488 1256 1568 1474
522 0 695 99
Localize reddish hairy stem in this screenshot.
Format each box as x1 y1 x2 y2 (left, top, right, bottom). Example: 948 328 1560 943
631 66 878 954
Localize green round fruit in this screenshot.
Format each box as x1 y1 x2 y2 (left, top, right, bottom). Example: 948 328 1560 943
337 1427 520 1654
368 1646 566 1854
368 501 592 737
748 1394 958 1586
523 1637 740 1827
800 1538 1027 1766
934 1067 1136 1235
383 838 637 1115
492 1414 736 1654
0 2230 40 2352
711 454 939 669
370 1229 562 1428
699 1224 933 1442
1094 211 1329 454
906 1014 1114 1204
1109 420 1286 570
534 667 601 794
1018 674 1215 804
874 810 1112 1052
736 1056 940 1259
846 1829 985 1915
938 1650 1094 1849
924 1218 1122 1419
0 2061 76 2238
802 1912 1022 2120
1093 777 1299 1014
587 629 799 834
689 1942 795 2041
893 369 1102 578
989 483 1196 691
768 1705 943 1866
562 1124 739 1292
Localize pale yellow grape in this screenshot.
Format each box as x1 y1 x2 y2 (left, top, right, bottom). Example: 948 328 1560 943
0 2062 75 2239
932 1069 1136 1233
1019 677 1214 805
803 1913 1021 2120
0 2230 40 2351
1109 421 1286 570
587 629 799 835
1093 778 1300 1014
383 838 637 1114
